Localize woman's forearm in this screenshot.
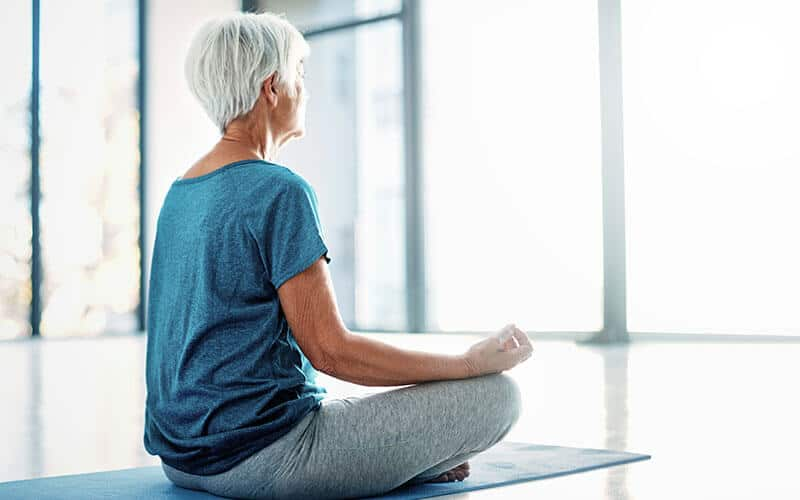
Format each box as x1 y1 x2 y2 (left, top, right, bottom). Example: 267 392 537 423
324 331 474 386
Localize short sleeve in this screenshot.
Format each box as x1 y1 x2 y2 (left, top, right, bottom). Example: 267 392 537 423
261 177 331 290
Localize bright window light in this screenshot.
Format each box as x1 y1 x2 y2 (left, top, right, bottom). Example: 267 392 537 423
622 0 800 335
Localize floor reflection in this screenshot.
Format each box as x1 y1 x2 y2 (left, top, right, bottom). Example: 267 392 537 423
31 343 42 479
1 334 799 500
601 345 630 500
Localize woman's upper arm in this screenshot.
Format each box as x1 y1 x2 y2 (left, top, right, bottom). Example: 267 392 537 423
276 256 347 375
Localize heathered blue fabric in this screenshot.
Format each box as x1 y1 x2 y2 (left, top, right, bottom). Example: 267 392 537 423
144 159 331 476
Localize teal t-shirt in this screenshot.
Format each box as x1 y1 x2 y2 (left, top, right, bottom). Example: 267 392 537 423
144 159 330 476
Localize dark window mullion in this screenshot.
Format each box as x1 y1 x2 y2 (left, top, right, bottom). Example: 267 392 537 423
30 0 41 338
400 0 426 333
137 0 148 333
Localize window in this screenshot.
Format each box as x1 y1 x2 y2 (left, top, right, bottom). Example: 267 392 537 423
419 0 605 332
0 0 32 340
622 0 800 335
1 0 142 338
274 0 401 32
272 1 407 331
38 0 140 337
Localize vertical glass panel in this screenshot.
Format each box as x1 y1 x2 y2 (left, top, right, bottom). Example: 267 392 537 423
420 1 604 332
353 20 406 330
279 19 407 331
39 0 140 337
622 0 800 335
0 0 32 340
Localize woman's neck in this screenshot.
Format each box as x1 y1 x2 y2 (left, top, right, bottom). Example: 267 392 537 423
221 113 282 161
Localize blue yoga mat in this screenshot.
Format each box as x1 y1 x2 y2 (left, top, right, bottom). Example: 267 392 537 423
0 441 650 499
365 441 650 499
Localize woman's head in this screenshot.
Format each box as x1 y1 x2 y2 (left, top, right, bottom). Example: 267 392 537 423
184 11 310 142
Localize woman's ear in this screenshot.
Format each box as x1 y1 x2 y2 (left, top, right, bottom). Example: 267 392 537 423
261 73 279 107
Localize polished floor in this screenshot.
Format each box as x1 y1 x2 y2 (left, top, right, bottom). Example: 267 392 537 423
1 333 798 499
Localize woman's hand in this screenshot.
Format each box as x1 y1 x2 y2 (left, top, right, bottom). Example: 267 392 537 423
462 324 533 377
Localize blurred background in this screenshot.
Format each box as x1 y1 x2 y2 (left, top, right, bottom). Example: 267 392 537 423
3 0 799 341
1 1 799 498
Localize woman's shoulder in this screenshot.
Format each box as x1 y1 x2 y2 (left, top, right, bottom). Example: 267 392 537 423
249 162 317 196
231 160 296 192
237 163 320 220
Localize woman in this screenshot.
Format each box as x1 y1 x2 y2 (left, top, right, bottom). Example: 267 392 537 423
144 11 534 500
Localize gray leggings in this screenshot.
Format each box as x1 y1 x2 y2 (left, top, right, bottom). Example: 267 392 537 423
162 373 522 499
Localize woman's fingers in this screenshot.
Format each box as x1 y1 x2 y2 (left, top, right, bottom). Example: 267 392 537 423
496 324 517 351
496 323 532 355
511 325 533 350
501 334 518 351
497 324 515 341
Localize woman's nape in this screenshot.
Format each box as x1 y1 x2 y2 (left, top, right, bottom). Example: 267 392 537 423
182 66 307 181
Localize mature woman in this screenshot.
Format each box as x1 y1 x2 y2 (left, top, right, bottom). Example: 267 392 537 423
144 11 534 500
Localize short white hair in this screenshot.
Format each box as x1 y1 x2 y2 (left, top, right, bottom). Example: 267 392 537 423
184 11 310 134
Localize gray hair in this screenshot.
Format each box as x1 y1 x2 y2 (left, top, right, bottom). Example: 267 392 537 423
184 11 310 134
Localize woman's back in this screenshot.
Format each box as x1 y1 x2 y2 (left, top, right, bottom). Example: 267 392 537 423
144 159 331 476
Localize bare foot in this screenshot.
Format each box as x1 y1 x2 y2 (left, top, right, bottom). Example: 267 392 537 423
425 461 470 483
